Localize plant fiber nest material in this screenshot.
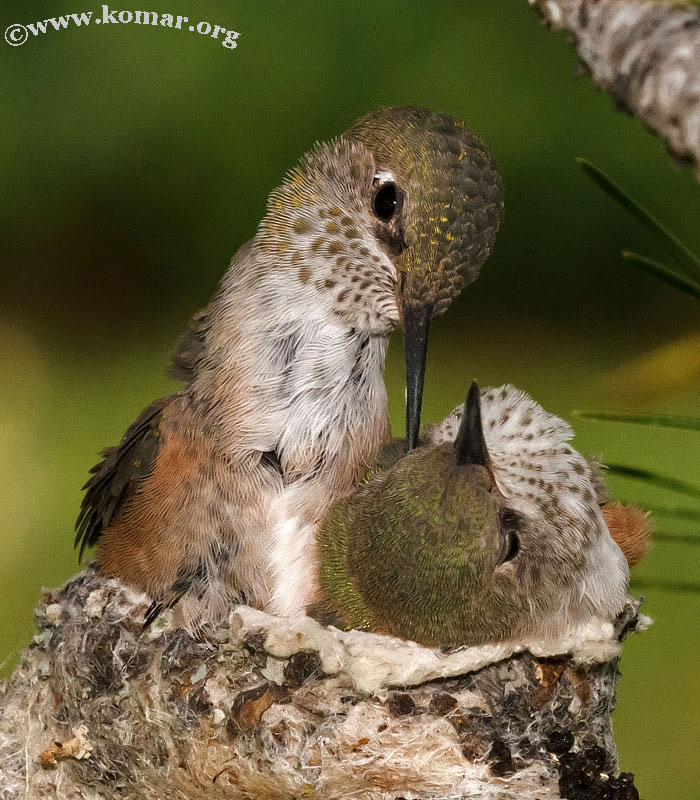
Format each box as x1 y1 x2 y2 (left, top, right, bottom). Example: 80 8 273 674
0 566 646 799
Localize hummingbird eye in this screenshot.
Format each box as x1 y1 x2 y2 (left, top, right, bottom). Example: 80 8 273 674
372 182 398 221
499 531 520 564
497 509 521 565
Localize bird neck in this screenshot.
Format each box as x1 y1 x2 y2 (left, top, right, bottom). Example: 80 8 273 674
190 261 392 494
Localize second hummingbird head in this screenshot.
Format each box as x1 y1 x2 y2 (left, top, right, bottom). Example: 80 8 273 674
257 107 503 449
316 383 630 648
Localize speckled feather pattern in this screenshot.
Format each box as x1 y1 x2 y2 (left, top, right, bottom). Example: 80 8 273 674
76 107 503 630
348 107 504 315
317 385 630 646
426 384 597 521
425 385 630 636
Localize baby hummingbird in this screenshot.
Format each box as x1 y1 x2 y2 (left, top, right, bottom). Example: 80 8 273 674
315 382 631 647
75 108 503 629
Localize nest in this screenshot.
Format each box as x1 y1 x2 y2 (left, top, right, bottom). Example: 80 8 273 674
0 567 647 799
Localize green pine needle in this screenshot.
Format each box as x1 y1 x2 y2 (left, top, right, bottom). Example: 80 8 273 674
606 464 700 500
577 158 700 282
628 503 700 521
622 251 700 301
574 410 700 431
629 578 700 594
654 532 700 546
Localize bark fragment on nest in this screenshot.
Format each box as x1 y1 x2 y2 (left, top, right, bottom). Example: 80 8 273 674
0 567 646 799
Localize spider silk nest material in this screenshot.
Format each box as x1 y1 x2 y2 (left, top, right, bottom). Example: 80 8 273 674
0 566 647 800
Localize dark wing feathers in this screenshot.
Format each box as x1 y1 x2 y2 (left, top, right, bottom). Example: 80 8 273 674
74 398 169 559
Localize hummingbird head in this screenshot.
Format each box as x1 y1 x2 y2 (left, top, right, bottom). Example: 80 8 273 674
347 108 504 450
258 107 503 449
316 383 629 647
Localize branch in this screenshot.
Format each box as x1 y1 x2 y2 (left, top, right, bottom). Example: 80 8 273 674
529 0 700 176
0 567 647 799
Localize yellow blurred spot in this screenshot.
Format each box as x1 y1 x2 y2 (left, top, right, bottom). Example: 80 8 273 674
601 331 700 405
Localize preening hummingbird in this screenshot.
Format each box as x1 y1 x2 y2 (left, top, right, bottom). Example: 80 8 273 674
315 382 636 647
75 107 504 630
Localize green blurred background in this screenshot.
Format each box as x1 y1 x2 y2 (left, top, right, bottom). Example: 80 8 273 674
2 1 698 796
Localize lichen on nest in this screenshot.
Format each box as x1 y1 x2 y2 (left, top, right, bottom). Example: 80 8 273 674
0 567 646 799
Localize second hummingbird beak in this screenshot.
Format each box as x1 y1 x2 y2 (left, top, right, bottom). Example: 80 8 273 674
403 303 432 450
455 381 492 471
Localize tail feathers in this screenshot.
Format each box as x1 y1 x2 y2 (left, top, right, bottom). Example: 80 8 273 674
601 501 653 567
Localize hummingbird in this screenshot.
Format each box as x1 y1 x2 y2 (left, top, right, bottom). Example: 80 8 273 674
314 382 636 647
74 107 504 630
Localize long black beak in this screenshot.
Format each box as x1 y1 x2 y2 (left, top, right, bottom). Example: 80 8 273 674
404 303 431 450
455 381 491 468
